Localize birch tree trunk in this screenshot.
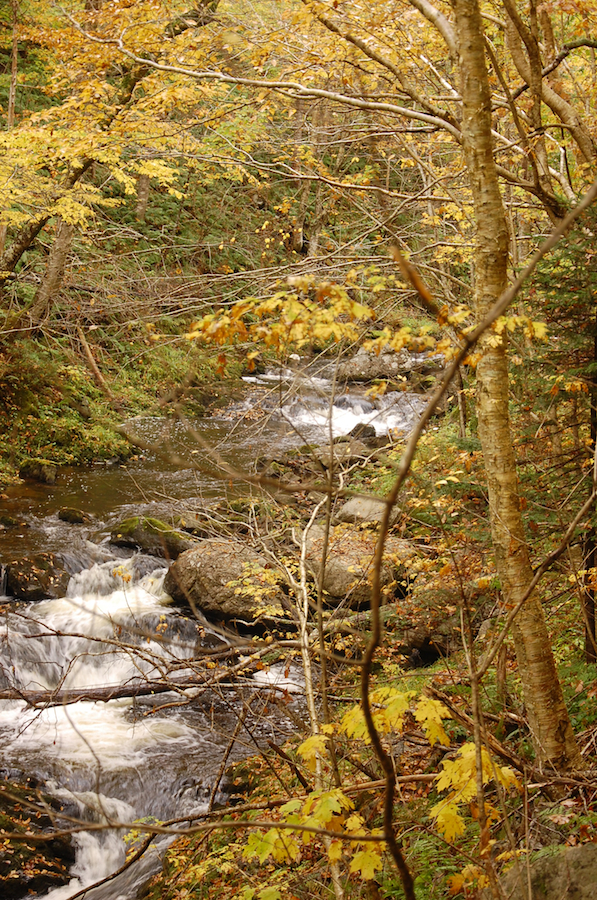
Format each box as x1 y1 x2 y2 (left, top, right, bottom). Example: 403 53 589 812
135 173 151 222
452 0 582 771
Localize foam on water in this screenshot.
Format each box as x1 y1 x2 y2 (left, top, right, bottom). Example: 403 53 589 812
252 662 304 694
42 790 135 900
281 390 427 438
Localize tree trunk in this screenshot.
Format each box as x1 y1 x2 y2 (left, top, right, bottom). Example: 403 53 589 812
135 173 151 222
28 220 74 325
0 0 19 260
452 0 582 771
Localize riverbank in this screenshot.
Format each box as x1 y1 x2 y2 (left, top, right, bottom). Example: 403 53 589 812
0 328 247 487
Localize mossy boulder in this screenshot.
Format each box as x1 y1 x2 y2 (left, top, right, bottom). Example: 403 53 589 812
58 507 93 525
304 523 415 608
394 578 495 663
5 553 71 602
111 516 198 559
485 842 597 900
19 458 58 485
0 515 19 528
0 779 75 898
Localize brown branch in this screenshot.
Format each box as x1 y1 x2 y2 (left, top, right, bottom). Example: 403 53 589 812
512 38 597 99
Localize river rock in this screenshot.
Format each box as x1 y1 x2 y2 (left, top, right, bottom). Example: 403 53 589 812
164 539 289 626
314 440 369 469
304 523 415 607
5 553 71 602
0 778 75 898
257 439 369 482
348 423 377 441
484 842 597 900
111 516 198 559
19 457 58 484
58 506 93 525
334 496 400 527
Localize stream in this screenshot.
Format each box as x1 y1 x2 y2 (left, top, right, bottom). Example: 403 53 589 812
0 364 428 899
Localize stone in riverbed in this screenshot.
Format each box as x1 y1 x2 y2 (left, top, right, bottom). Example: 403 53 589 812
5 553 71 602
164 539 289 627
58 506 93 525
111 516 198 559
334 496 400 527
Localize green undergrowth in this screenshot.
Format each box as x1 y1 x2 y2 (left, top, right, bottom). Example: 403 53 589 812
0 328 245 485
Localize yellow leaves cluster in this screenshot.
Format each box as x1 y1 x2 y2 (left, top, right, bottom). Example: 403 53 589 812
431 743 520 842
340 688 450 747
186 277 374 351
491 315 548 342
244 786 385 881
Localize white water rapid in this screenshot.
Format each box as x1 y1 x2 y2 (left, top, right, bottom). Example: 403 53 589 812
0 556 287 899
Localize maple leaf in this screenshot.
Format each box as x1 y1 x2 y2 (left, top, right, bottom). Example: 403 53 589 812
414 697 450 746
430 800 466 843
349 848 383 880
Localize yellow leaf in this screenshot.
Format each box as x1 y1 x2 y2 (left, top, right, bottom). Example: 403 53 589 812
349 848 383 880
430 800 466 842
327 840 343 862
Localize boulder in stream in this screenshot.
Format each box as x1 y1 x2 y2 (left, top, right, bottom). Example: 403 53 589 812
111 516 199 559
164 539 290 627
58 506 93 525
304 523 415 607
5 553 71 602
19 457 58 485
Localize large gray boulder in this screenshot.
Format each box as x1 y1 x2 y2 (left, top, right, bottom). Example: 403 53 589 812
304 523 414 607
164 539 289 626
335 496 400 527
485 842 597 900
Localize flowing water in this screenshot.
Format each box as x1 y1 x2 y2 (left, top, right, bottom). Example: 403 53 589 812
0 362 429 898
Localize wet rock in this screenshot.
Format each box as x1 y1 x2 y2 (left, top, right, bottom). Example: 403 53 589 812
333 394 375 413
5 553 71 601
19 458 58 485
0 778 75 899
348 423 377 441
314 439 369 470
304 523 415 607
0 515 19 528
484 842 597 900
335 496 400 528
58 506 93 525
164 539 289 627
111 516 198 559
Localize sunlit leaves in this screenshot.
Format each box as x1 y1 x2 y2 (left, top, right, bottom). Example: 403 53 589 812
431 743 520 842
339 688 450 745
186 276 374 352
